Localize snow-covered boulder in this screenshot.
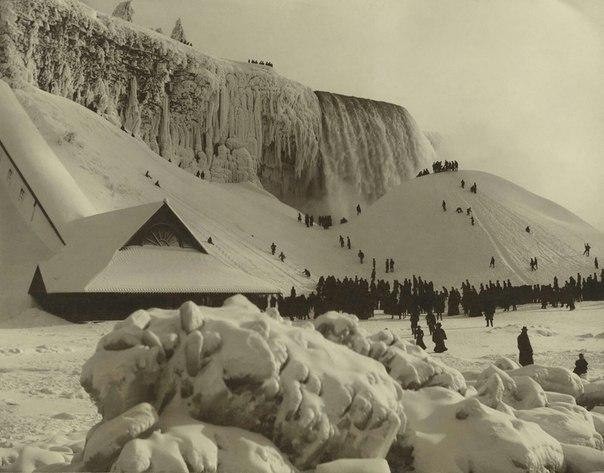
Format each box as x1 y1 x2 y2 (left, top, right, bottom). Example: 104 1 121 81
81 402 159 471
80 299 405 470
561 443 604 473
397 387 565 473
493 357 520 371
475 365 547 412
508 365 584 398
516 404 603 450
578 380 604 410
313 313 466 394
108 409 298 473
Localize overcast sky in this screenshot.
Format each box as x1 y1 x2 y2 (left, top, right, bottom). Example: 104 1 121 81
85 0 604 230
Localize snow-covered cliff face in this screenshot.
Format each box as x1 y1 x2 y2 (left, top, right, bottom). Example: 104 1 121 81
0 0 431 208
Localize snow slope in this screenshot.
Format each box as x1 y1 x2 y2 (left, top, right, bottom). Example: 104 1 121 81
345 170 603 286
1 84 601 319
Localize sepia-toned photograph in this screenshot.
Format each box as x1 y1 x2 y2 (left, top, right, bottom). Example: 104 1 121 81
0 0 603 471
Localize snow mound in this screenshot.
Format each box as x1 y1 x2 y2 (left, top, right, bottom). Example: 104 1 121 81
313 312 466 394
315 458 390 473
475 365 547 412
508 365 584 398
578 380 604 410
80 298 405 469
397 387 564 473
561 443 604 473
493 357 520 371
516 404 603 450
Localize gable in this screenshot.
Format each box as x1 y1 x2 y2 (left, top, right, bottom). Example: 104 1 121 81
122 203 207 253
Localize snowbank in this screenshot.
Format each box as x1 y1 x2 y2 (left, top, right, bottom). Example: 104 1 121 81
313 312 466 393
80 298 405 470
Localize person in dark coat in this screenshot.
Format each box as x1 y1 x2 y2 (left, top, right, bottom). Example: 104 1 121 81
415 326 427 350
385 258 389 273
410 312 419 336
573 354 588 377
347 236 351 249
389 258 394 273
517 327 534 366
442 200 447 212
596 257 599 270
270 242 276 255
356 204 362 215
279 251 285 262
461 180 465 189
303 268 311 278
207 237 213 245
489 256 495 268
358 250 365 264
339 235 345 248
426 312 436 335
145 170 151 178
154 180 161 187
432 323 448 353
526 226 531 233
298 212 302 222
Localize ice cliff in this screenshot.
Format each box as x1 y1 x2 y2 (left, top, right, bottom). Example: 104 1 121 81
0 0 432 209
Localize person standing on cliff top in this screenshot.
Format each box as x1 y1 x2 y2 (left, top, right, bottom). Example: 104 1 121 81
356 204 362 215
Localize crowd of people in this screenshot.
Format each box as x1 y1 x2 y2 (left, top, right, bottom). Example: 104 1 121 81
417 160 460 177
275 270 604 323
248 59 274 67
432 160 459 173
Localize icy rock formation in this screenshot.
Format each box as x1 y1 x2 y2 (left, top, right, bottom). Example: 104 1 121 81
80 298 405 470
0 0 321 197
0 0 433 209
111 1 134 22
313 312 466 394
397 387 565 473
170 18 188 44
317 92 434 206
507 365 584 398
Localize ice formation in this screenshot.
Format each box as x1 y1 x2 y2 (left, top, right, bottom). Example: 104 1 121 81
317 92 434 210
0 0 432 210
170 18 188 44
79 298 405 470
313 311 466 393
111 1 134 22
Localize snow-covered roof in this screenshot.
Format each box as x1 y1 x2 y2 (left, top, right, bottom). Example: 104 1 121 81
86 247 279 294
37 200 279 294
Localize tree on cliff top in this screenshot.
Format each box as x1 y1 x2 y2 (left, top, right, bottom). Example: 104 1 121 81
171 18 192 46
112 1 134 22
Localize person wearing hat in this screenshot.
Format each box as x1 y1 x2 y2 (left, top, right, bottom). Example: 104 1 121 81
573 354 588 377
517 326 534 366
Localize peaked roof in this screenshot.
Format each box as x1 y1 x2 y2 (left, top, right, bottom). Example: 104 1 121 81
38 200 218 293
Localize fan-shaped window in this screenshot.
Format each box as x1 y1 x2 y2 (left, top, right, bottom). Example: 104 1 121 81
140 223 184 247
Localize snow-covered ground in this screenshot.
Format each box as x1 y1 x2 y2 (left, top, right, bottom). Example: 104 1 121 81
1 302 602 464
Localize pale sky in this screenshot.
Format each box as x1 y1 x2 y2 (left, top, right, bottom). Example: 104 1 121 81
85 0 604 230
